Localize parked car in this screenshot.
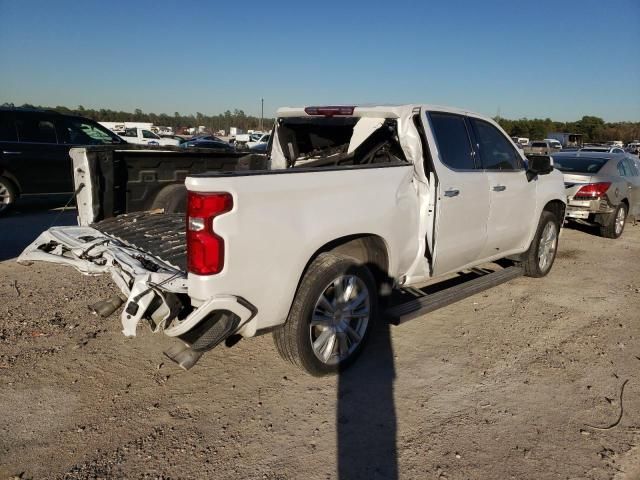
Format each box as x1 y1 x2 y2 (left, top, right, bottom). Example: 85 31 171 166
525 140 562 155
249 142 269 153
0 107 125 214
180 138 235 151
553 151 640 238
543 138 563 151
246 133 270 149
20 104 566 375
119 127 180 146
159 134 187 144
580 145 626 154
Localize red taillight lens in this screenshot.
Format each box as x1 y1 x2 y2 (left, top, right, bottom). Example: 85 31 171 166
304 106 355 117
187 192 233 275
574 182 611 200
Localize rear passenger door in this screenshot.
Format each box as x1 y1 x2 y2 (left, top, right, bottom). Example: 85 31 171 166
468 117 536 256
12 112 73 194
424 111 491 276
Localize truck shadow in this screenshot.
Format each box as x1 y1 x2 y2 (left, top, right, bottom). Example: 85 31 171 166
337 314 398 479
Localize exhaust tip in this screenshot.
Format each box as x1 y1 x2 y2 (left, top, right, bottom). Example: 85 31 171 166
164 343 203 370
88 295 124 318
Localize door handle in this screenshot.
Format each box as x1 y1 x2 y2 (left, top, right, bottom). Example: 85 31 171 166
2 151 22 155
444 189 460 197
492 185 507 192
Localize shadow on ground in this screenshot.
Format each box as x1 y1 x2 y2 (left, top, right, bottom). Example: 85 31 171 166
0 196 77 261
337 320 398 480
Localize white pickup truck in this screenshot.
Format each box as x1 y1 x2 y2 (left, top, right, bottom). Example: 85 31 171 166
20 104 566 376
119 127 181 147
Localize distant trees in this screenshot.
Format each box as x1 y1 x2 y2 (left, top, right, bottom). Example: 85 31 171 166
1 103 272 134
496 115 640 143
2 102 638 141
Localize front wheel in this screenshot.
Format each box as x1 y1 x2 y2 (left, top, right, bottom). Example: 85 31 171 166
0 176 17 216
522 210 560 278
273 252 378 376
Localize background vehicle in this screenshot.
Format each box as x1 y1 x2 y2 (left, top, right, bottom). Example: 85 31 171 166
159 134 186 144
21 104 566 376
0 107 125 214
543 138 563 150
546 132 584 149
181 138 235 151
580 145 626 154
246 133 270 149
554 151 640 238
525 140 560 155
119 127 180 146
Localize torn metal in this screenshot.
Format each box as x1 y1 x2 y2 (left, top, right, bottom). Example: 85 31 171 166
18 226 187 337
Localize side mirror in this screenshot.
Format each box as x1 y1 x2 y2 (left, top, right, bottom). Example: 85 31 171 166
526 154 554 181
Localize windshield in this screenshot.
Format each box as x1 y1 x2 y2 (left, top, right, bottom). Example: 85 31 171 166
553 156 608 173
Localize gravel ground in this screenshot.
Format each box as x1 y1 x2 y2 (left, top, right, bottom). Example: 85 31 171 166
0 218 639 480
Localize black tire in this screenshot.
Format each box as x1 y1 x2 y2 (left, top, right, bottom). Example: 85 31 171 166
522 210 560 278
150 184 187 213
273 252 378 376
0 176 18 216
599 203 627 239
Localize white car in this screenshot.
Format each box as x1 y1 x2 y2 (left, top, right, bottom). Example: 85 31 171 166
118 127 180 147
246 133 270 149
20 104 566 376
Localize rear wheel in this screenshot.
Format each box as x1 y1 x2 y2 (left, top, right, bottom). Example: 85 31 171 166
273 252 377 376
0 176 17 216
522 210 560 278
600 203 627 239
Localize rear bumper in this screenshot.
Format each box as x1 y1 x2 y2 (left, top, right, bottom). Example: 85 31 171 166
18 226 255 341
565 197 615 220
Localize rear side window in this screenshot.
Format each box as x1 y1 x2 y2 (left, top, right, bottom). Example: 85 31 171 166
0 114 17 141
470 118 523 170
15 117 57 143
62 118 119 145
626 159 640 176
617 161 631 177
429 112 475 170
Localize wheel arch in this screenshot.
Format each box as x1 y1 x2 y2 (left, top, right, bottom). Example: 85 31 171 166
542 199 566 224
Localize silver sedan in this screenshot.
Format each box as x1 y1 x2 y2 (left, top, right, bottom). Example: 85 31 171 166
553 152 640 238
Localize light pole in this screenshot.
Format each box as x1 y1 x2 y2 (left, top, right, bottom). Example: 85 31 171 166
261 98 264 131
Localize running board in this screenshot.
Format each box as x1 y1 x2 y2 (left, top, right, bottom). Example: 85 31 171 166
386 265 524 325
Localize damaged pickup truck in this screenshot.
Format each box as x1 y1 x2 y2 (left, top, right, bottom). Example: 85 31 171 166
20 105 567 376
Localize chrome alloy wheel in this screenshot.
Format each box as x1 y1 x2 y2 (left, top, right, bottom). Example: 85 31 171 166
615 206 626 236
0 181 11 213
309 275 370 365
538 221 558 272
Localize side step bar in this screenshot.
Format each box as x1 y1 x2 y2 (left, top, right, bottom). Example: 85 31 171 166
386 265 524 325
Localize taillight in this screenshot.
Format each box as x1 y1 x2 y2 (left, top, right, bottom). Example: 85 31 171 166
574 182 611 200
304 106 355 117
187 192 233 275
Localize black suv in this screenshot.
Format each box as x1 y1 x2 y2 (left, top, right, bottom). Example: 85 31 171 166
0 107 125 214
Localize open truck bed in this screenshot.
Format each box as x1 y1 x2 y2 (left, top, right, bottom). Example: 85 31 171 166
93 212 187 271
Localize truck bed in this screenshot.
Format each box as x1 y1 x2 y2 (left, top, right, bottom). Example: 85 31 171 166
93 211 186 271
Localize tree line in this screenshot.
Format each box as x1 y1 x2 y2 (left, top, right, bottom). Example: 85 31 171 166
3 103 639 142
496 115 640 143
2 103 273 134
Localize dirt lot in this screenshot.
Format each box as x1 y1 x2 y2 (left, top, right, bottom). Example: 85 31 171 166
1 213 639 480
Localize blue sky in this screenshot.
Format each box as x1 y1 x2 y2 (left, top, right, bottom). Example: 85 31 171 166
1 0 639 121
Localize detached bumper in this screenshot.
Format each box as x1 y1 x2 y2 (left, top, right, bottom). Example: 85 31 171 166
18 226 254 344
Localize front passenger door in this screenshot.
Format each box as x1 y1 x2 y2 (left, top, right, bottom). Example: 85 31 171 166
469 117 536 257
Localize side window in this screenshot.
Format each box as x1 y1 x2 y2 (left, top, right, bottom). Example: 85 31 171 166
428 112 475 170
617 161 629 177
122 128 137 137
627 159 640 176
470 118 522 170
0 114 18 142
15 117 58 143
142 130 159 139
63 118 119 145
